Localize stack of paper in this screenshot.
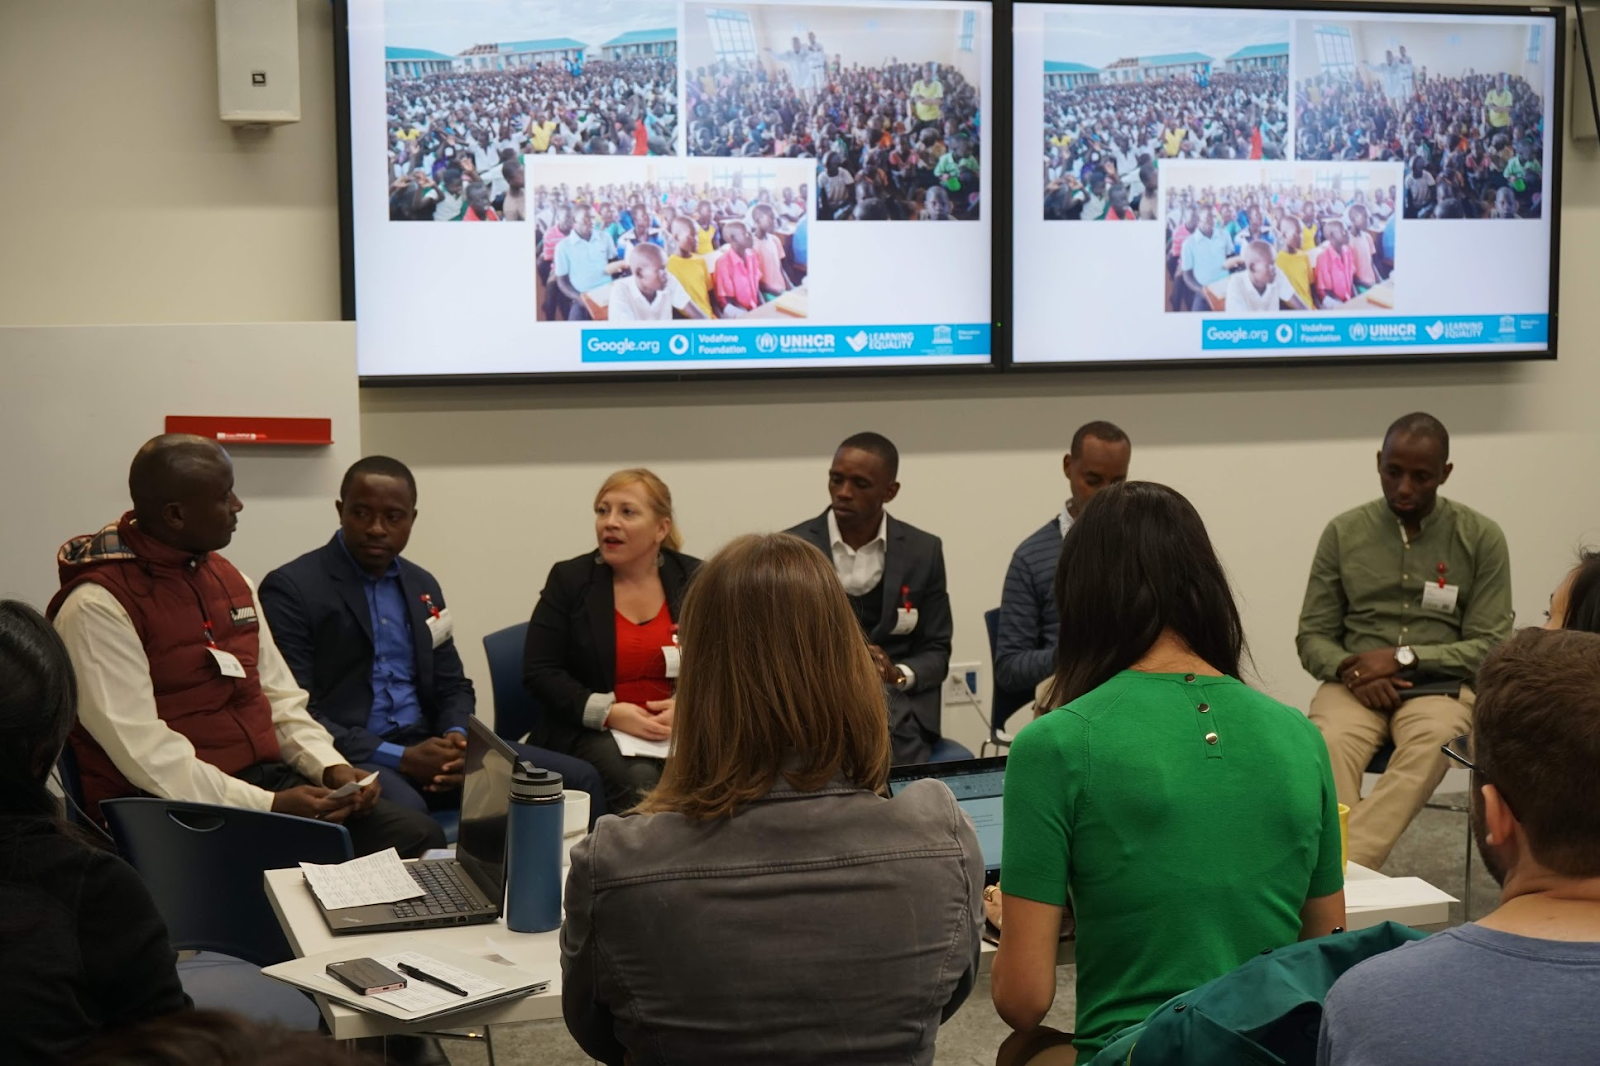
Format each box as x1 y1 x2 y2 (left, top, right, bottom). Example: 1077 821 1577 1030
264 945 552 1023
612 732 671 760
300 848 423 910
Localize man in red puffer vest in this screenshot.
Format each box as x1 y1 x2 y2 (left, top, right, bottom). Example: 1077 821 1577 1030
48 434 444 857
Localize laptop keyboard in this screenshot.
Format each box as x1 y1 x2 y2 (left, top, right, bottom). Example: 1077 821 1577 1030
392 863 479 919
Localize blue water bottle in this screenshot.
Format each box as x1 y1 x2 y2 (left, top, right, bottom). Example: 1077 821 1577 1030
504 761 564 933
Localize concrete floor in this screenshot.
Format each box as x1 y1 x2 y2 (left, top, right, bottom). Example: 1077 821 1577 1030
435 793 1490 1066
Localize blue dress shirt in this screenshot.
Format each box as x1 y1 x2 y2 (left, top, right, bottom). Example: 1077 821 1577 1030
337 532 433 769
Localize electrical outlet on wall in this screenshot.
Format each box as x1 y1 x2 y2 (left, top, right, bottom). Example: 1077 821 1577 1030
944 662 983 704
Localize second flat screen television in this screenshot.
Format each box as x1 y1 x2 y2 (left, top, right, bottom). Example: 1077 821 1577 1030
348 0 994 380
1011 2 1561 366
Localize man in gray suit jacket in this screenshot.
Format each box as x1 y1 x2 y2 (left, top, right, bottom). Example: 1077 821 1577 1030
787 432 953 763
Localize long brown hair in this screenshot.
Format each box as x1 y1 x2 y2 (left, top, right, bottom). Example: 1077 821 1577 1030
594 468 683 553
635 533 891 819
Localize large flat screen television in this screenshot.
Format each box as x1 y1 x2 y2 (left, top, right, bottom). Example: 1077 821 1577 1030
1009 1 1563 368
340 0 995 381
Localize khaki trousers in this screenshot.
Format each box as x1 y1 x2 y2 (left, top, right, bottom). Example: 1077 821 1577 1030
1308 681 1473 869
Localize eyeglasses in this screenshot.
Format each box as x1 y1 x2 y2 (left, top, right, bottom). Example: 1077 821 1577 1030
1440 733 1475 772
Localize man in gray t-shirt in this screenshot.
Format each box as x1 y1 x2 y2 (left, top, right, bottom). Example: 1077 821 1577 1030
1318 627 1600 1065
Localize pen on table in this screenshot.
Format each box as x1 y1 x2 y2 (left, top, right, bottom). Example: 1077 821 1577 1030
396 961 469 996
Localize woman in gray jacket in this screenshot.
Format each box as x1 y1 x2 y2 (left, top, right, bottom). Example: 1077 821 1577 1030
560 531 984 1066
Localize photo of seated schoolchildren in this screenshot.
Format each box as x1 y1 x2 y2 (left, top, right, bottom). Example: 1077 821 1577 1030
383 1 680 221
1292 18 1549 220
533 159 812 322
1040 9 1290 221
1162 161 1402 313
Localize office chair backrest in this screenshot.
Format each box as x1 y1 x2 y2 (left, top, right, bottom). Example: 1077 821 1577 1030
483 622 538 744
984 608 1034 733
101 798 353 967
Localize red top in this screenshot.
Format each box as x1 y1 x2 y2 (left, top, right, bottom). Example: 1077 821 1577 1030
614 603 675 706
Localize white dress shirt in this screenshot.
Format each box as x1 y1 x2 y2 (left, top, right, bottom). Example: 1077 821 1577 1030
827 509 888 596
53 577 345 812
826 510 914 688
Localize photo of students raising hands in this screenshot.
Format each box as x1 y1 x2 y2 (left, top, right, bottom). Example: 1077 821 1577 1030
534 161 812 321
1163 162 1401 313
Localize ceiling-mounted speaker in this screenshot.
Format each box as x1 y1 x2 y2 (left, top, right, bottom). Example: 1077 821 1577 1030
215 0 301 126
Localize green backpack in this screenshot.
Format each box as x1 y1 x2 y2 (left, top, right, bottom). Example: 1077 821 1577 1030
1087 922 1430 1066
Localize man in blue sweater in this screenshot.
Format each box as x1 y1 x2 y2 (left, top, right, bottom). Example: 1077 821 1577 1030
994 421 1131 711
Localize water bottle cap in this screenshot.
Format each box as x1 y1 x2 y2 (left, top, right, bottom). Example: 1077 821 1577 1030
510 761 563 799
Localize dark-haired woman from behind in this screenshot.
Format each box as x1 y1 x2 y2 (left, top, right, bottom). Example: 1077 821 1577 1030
1544 550 1600 633
990 483 1346 1065
0 600 187 1062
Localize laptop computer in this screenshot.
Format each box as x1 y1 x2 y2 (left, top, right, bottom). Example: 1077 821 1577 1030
887 757 1006 886
318 715 516 935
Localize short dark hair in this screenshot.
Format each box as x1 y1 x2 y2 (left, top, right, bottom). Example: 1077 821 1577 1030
836 432 899 481
1050 482 1247 708
1560 550 1600 633
1070 420 1130 459
1473 628 1600 877
340 456 417 503
1383 412 1450 461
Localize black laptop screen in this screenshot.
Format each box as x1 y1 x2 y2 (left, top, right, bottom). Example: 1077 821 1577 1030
457 717 516 902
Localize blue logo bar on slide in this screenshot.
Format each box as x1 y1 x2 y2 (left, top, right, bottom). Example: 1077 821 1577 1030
1199 314 1549 351
581 323 991 362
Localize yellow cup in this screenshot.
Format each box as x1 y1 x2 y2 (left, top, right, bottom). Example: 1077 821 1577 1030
1338 803 1351 867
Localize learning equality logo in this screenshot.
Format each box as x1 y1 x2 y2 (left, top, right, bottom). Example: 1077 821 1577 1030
846 330 870 352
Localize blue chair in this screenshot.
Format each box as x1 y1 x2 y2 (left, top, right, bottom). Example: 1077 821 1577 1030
101 798 355 1030
483 622 537 744
981 608 1035 756
1364 743 1474 915
928 737 975 763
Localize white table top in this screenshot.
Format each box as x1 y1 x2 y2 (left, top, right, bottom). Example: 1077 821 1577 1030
975 861 1456 970
266 859 1455 1039
264 867 565 1040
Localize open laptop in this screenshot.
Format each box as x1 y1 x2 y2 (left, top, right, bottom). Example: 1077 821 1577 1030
318 715 515 935
887 757 1006 886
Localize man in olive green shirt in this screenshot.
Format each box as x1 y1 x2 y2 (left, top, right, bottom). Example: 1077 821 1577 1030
1296 413 1512 868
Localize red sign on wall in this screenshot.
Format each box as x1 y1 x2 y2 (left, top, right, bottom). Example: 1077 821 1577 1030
165 416 333 446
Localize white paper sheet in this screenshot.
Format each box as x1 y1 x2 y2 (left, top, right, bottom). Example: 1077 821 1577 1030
368 951 504 1013
300 847 424 909
612 732 670 759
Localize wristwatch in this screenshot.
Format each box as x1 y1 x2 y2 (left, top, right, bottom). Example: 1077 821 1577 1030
1395 646 1417 667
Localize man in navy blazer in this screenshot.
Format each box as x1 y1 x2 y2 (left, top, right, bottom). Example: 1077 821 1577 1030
787 433 953 764
261 456 604 818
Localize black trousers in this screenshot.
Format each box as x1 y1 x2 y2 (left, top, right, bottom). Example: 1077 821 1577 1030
565 731 664 814
235 762 446 859
886 686 937 766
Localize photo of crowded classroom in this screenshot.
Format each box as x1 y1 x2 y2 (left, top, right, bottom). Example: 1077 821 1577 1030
533 163 811 321
1041 10 1289 220
1163 163 1402 314
683 4 984 220
1293 18 1549 219
384 1 679 221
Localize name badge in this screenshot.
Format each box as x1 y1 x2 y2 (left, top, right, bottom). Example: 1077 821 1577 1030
229 605 258 626
663 645 681 679
1421 582 1460 614
891 607 919 637
207 646 248 678
425 607 455 648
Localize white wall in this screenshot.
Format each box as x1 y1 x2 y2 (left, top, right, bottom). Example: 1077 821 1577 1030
0 323 362 612
3 1 1599 755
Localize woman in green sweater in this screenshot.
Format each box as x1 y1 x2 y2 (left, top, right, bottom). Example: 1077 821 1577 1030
991 482 1346 1065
